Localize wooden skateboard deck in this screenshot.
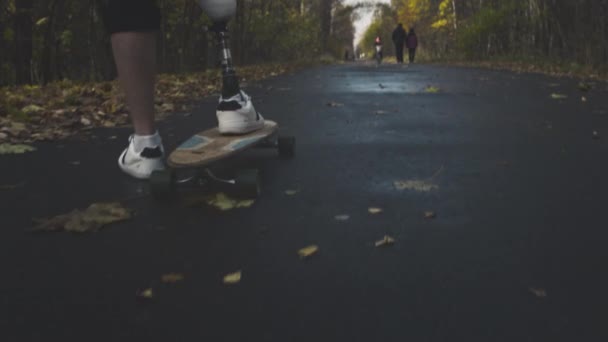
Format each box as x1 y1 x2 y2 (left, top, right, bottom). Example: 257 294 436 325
168 121 278 168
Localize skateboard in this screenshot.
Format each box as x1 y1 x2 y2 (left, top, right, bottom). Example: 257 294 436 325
149 120 295 198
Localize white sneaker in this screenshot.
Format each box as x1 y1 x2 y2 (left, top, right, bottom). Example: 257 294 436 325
118 133 165 180
217 90 264 134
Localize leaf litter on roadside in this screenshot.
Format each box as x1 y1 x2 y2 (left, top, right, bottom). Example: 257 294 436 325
0 63 303 144
30 202 132 233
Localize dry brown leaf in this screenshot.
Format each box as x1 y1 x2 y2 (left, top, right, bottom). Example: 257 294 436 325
31 202 132 233
529 287 547 298
424 211 437 219
298 245 319 259
0 181 26 190
375 235 395 247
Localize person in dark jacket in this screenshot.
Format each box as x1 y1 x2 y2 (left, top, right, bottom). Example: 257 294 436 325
392 23 406 63
406 28 418 63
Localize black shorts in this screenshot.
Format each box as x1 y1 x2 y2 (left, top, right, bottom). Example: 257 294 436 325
98 0 161 34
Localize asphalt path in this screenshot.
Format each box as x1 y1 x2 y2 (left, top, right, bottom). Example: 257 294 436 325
2 61 608 341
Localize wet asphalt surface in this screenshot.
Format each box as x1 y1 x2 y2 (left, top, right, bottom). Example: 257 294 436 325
2 62 608 341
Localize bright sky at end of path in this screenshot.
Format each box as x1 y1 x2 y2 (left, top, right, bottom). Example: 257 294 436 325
343 0 391 46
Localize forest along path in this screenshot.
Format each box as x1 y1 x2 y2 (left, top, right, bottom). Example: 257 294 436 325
2 62 608 342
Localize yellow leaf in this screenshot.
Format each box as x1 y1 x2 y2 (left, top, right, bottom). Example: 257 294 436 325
0 143 36 155
394 180 438 192
368 207 383 214
298 245 319 258
21 104 44 113
137 288 154 299
204 193 254 211
375 235 395 247
161 273 185 283
223 271 242 284
425 86 440 93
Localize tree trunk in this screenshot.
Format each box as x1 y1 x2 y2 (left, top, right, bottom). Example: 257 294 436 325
14 0 33 84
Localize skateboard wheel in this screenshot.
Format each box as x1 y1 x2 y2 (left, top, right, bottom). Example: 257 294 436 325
150 170 175 198
234 169 260 198
278 136 296 158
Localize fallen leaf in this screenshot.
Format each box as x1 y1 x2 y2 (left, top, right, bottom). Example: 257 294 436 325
368 207 383 214
334 214 350 221
425 86 440 93
375 235 395 247
529 287 547 298
223 271 242 284
0 181 26 190
578 82 592 92
581 96 587 102
31 202 132 233
379 83 386 89
298 245 319 258
394 180 439 192
424 211 436 219
203 193 254 211
80 117 92 126
326 101 344 107
161 273 185 283
285 189 300 196
136 288 154 299
551 93 567 100
21 104 44 114
0 143 37 154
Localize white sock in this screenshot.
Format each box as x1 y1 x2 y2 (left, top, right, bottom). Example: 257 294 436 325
132 131 162 153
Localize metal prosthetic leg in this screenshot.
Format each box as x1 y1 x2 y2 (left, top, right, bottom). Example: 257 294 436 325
209 22 242 100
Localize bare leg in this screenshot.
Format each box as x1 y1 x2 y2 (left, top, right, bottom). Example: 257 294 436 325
111 32 157 135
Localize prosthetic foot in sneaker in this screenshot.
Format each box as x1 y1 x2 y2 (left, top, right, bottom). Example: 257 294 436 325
217 90 264 135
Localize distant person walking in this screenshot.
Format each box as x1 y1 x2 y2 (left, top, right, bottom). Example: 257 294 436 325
392 23 406 63
406 28 418 63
